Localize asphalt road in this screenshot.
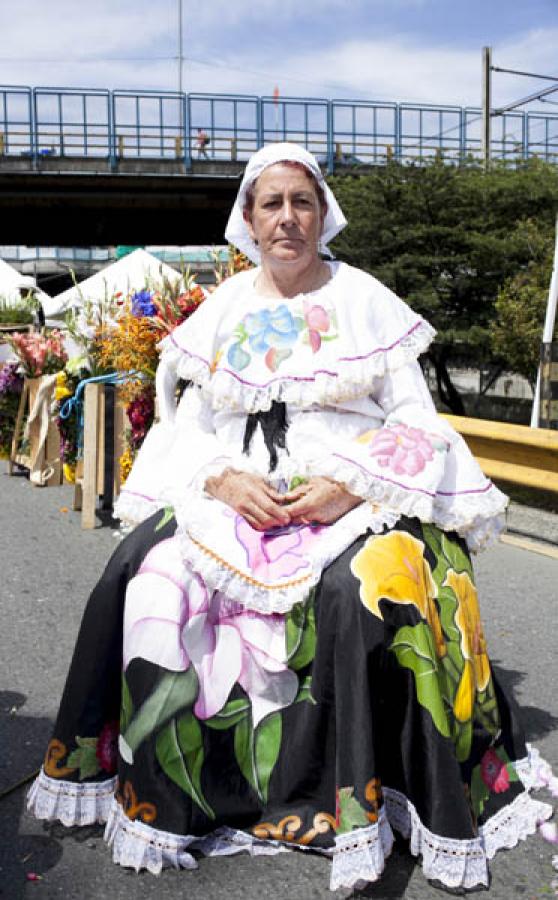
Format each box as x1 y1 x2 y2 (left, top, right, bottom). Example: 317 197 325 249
1 465 557 900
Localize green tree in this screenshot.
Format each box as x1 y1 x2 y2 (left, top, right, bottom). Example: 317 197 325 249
329 158 558 412
491 220 555 386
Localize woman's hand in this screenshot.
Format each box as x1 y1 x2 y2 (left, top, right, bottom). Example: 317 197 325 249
204 468 291 531
283 476 362 525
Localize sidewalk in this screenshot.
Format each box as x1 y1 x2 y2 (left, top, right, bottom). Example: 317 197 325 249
0 466 557 899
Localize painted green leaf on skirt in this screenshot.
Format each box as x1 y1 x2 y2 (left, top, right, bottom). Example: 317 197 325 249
123 667 199 756
441 532 472 577
120 673 134 734
155 715 214 819
67 737 100 780
234 712 283 802
155 506 175 532
204 698 250 730
336 787 369 835
286 591 316 671
391 623 451 738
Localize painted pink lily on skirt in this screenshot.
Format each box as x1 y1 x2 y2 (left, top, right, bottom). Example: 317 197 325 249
123 537 298 729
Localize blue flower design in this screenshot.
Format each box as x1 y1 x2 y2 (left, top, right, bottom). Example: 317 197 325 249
131 290 157 318
243 305 301 353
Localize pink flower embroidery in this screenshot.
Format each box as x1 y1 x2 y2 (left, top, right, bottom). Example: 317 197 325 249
123 538 298 727
368 423 437 477
96 721 119 773
480 748 510 793
235 516 324 581
303 299 331 353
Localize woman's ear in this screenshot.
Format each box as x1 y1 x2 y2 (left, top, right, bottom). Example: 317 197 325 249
243 208 256 241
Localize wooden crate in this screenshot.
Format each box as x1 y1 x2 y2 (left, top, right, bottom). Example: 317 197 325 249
73 382 127 528
9 375 62 486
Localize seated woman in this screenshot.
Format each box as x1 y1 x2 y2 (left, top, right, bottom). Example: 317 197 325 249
28 143 553 893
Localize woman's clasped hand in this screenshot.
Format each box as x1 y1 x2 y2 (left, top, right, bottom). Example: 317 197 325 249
205 469 362 529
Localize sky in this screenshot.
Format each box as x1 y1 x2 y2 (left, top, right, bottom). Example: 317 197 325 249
1 0 558 109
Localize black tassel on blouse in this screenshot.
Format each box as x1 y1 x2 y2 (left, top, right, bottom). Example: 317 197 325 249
242 401 289 472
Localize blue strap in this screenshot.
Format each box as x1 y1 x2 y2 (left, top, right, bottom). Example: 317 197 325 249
58 371 139 456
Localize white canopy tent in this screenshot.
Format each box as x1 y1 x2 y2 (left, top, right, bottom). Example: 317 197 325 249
0 258 54 364
0 258 52 309
48 249 184 317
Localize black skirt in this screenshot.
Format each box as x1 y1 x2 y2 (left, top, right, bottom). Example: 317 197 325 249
28 510 552 891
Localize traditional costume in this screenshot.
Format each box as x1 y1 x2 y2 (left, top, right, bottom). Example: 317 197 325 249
28 144 553 892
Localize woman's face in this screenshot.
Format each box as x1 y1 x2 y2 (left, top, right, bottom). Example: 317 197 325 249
243 163 325 267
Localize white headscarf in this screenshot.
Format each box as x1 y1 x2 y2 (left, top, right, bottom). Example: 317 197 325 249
224 142 348 264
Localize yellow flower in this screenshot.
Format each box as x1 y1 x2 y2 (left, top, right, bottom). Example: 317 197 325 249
55 385 72 401
444 569 490 694
63 463 76 483
119 447 134 484
453 659 475 722
351 532 446 657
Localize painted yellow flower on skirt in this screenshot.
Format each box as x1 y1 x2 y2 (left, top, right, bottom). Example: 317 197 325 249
444 569 491 721
351 532 446 657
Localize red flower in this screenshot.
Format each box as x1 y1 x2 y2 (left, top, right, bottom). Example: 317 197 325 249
96 721 119 773
480 748 510 793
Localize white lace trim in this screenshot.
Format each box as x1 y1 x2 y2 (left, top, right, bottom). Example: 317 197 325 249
329 783 554 892
330 809 395 890
27 761 555 891
170 318 436 414
104 798 198 873
113 489 166 527
175 497 400 614
286 451 508 552
27 768 116 827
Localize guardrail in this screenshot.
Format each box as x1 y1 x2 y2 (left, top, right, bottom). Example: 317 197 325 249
444 415 558 493
2 85 558 172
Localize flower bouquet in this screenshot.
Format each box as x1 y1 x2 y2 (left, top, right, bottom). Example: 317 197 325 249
0 362 24 459
7 330 68 378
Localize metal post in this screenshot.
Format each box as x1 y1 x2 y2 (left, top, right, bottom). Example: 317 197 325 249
482 46 492 171
178 0 184 94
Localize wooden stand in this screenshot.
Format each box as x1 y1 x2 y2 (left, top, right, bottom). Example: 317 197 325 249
73 382 126 528
9 375 62 486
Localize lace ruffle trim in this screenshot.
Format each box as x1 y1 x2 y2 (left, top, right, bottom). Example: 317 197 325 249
113 489 165 527
27 759 554 891
174 497 400 614
287 451 508 552
169 318 436 413
331 783 553 892
27 768 116 827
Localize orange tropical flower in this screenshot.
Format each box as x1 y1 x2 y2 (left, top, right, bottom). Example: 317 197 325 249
445 569 491 707
350 532 446 657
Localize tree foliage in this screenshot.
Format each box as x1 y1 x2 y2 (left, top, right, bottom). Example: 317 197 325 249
328 158 558 410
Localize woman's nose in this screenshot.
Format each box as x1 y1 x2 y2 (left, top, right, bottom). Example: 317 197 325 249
279 200 295 224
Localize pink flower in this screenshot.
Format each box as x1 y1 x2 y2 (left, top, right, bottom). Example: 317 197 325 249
368 423 437 477
96 721 119 773
480 748 510 793
235 516 324 581
123 538 298 727
303 300 330 354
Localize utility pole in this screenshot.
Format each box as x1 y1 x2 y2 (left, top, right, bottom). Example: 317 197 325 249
482 46 492 171
178 0 184 95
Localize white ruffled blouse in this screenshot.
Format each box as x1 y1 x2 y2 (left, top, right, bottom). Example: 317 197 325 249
114 261 507 614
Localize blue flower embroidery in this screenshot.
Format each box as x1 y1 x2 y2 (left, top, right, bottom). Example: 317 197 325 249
227 304 303 372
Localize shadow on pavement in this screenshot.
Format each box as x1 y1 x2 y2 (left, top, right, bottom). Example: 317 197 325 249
491 662 558 741
0 691 62 899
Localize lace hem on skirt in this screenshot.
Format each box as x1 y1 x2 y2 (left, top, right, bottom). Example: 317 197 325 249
27 768 116 827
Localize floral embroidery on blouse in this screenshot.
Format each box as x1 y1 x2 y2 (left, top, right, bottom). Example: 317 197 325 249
367 422 447 477
226 300 339 373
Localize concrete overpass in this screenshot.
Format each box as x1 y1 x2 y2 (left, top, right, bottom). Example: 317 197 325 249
0 159 245 246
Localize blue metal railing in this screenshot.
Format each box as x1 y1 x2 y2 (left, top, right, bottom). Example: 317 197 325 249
2 84 558 171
